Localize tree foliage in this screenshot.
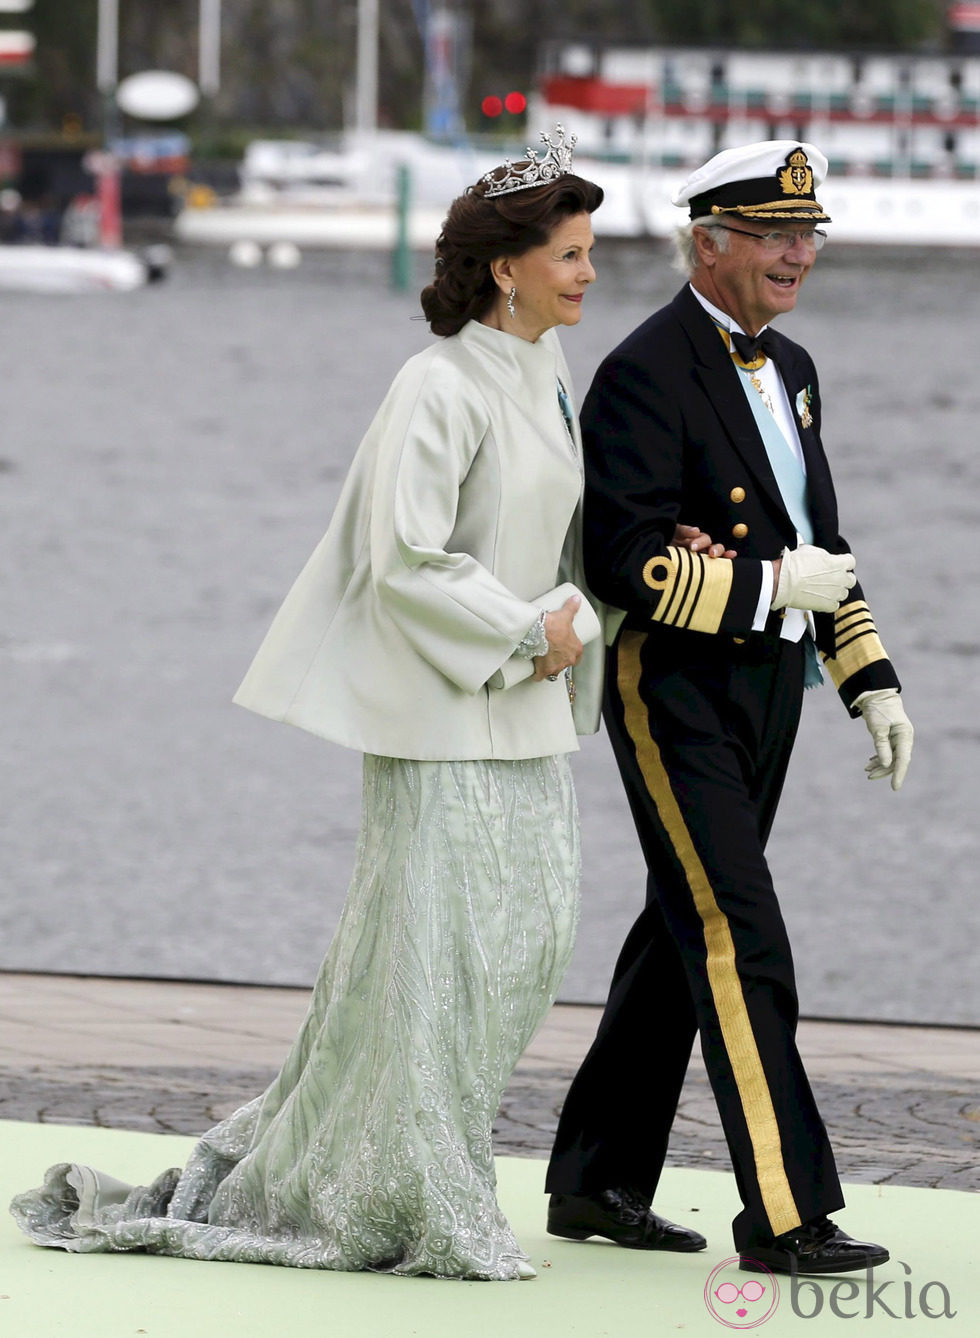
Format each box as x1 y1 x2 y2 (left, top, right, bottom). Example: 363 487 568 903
644 0 945 49
0 0 951 136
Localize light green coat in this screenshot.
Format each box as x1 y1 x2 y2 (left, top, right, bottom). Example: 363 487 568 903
233 320 607 760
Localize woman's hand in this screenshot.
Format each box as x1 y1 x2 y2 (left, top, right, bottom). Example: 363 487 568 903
673 523 736 559
533 594 584 681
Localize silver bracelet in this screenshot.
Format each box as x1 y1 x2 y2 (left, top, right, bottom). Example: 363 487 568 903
516 610 549 660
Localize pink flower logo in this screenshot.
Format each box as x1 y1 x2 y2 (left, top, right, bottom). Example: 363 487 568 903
704 1257 780 1328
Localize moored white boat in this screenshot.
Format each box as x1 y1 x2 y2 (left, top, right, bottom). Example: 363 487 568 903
0 245 152 293
589 160 980 246
175 197 449 250
533 42 980 247
175 141 980 251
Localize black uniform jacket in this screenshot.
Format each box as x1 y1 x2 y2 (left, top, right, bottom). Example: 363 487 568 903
580 285 899 711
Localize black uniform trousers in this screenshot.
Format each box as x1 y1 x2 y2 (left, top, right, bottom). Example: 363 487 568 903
546 626 845 1249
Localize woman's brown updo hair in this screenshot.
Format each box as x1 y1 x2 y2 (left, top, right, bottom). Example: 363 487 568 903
420 169 604 336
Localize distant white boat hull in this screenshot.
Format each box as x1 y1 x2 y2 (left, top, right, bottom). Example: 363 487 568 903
0 246 148 293
611 166 980 246
175 200 448 251
174 131 980 251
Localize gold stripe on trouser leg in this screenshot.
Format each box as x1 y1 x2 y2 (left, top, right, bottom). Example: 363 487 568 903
617 631 801 1237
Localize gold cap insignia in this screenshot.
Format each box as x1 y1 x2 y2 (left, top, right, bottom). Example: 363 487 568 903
778 148 813 198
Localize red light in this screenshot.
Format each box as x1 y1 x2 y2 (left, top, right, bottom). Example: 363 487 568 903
504 91 527 114
481 95 503 117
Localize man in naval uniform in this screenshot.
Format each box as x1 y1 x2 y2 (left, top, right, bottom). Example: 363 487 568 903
545 142 914 1275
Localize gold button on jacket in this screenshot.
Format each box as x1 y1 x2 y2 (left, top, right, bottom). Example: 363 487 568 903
732 522 749 539
730 486 746 503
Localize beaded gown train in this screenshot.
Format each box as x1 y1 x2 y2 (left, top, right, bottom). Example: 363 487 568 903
10 754 580 1281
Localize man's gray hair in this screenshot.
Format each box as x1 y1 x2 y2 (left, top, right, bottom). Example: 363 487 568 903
671 215 731 276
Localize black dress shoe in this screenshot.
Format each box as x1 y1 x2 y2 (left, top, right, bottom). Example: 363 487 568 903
547 1188 707 1251
740 1217 889 1276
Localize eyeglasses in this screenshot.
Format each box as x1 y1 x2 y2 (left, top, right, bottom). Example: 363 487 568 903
713 224 827 252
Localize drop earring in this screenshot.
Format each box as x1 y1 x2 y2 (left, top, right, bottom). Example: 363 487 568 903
507 286 517 319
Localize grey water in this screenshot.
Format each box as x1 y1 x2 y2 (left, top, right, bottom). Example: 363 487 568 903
2 240 978 1024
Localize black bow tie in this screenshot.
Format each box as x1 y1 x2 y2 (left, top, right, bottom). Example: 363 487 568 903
730 328 780 364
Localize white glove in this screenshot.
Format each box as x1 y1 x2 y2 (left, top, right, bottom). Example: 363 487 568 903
771 544 856 613
856 688 913 792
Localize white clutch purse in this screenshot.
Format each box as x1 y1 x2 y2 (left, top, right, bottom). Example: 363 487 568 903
488 583 602 690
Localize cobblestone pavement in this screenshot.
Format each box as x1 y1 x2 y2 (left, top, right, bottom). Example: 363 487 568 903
497 1065 980 1193
3 1058 977 1194
2 975 976 1195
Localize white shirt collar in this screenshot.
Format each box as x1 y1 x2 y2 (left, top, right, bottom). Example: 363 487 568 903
688 283 768 340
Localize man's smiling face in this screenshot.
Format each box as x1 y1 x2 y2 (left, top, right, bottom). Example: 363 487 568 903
694 219 817 334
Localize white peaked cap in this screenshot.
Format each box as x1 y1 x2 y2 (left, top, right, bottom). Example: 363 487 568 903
672 140 831 221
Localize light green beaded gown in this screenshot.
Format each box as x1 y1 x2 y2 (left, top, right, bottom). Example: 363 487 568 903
11 753 580 1281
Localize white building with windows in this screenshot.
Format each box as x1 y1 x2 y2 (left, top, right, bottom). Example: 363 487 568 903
531 45 980 243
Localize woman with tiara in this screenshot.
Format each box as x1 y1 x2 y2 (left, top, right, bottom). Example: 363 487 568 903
11 129 607 1282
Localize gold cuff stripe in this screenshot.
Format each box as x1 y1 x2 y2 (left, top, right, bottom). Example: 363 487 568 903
662 545 697 626
823 632 889 688
835 614 874 637
641 546 734 635
834 601 873 634
617 631 801 1237
675 550 708 627
823 599 890 686
835 625 877 652
689 551 735 633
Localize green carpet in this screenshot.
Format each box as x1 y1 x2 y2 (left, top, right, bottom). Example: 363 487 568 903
1 1121 974 1336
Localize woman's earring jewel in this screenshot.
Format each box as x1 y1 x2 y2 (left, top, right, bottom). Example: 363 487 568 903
507 287 516 319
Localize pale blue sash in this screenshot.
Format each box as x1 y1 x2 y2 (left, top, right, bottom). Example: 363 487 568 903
735 367 813 544
735 366 823 688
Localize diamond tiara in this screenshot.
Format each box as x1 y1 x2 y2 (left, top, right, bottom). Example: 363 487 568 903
482 124 577 198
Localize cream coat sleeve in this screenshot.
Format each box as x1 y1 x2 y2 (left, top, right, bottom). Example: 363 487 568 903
233 323 593 759
369 357 541 695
